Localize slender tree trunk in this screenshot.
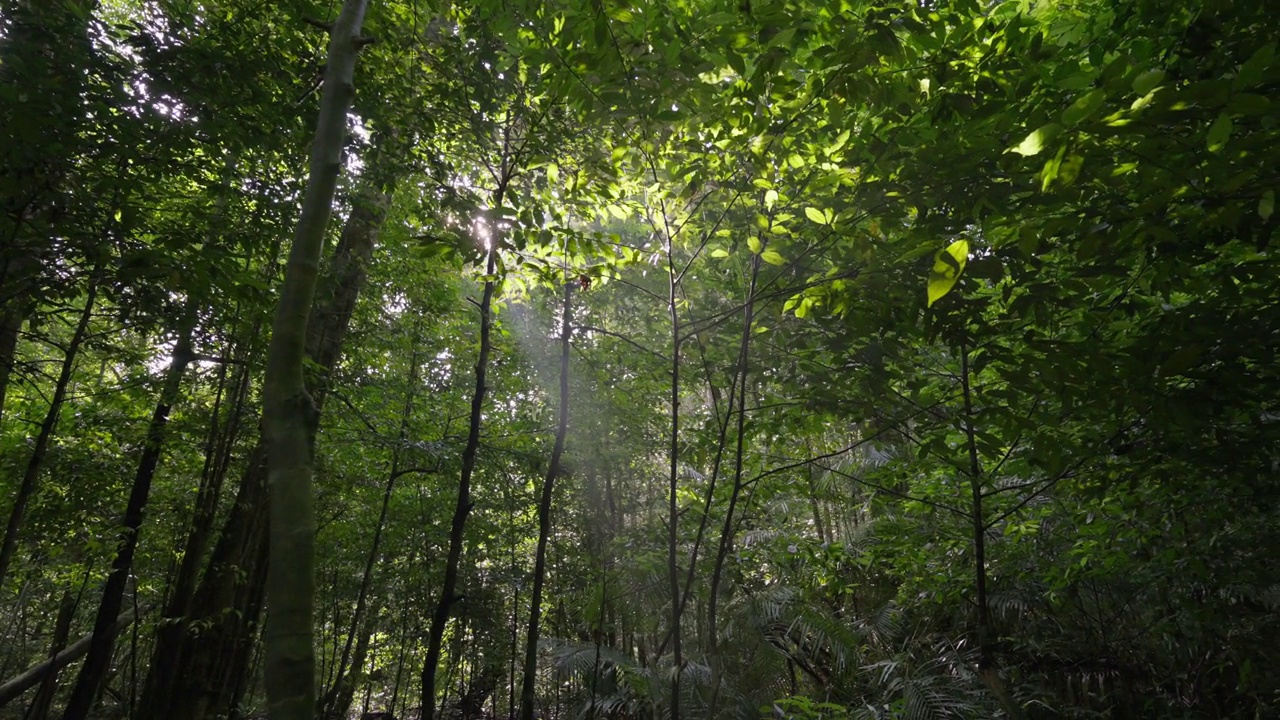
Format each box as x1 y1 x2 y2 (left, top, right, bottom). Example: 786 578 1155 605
705 255 760 718
665 249 683 720
706 256 760 649
20 589 75 720
653 301 744 660
421 184 506 720
0 604 141 708
960 343 989 667
62 318 196 719
0 277 97 590
262 3 368 717
322 406 416 720
959 343 1024 719
0 301 25 426
518 280 573 720
327 595 381 720
139 321 253 713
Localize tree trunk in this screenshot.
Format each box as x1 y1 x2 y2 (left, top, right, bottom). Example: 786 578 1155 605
262 2 369 717
0 301 25 426
421 184 505 720
323 335 422 720
0 604 141 708
18 589 75 720
139 321 254 715
0 277 97 590
0 0 95 310
326 595 382 720
62 319 196 718
518 280 573 720
706 255 759 717
136 127 397 720
707 255 760 650
664 243 683 720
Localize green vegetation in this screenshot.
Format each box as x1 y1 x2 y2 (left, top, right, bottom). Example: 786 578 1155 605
0 0 1275 718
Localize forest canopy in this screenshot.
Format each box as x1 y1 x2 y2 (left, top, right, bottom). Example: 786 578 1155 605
0 0 1276 718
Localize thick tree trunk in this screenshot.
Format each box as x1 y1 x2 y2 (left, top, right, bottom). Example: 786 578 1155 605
137 131 397 720
62 320 196 718
261 3 369 717
421 186 505 720
518 281 573 720
0 277 97 590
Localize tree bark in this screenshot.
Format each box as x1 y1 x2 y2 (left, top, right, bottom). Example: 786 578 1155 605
136 124 396 720
62 317 196 719
421 184 505 720
138 321 254 715
664 241 683 720
0 277 97 590
326 595 382 720
18 589 75 720
0 604 142 708
707 254 760 650
323 334 422 720
518 280 573 720
262 2 369 717
706 254 760 717
0 301 25 426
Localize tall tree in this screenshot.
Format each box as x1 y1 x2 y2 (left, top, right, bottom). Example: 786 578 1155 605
261 2 369 718
518 278 572 720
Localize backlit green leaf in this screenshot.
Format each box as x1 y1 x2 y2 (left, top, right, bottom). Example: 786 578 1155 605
1207 112 1232 152
1061 89 1105 126
1132 69 1165 96
926 239 970 307
1008 124 1061 156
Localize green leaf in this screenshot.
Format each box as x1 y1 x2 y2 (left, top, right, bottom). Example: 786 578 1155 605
1132 69 1165 96
764 189 778 210
1061 89 1105 126
1207 112 1233 152
747 236 762 254
926 239 970 307
761 250 785 266
1007 124 1061 156
710 248 730 258
1228 93 1270 115
804 207 828 225
1260 190 1275 221
827 129 851 155
1235 42 1275 89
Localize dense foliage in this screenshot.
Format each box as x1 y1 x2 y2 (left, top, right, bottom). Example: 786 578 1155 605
0 0 1276 718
